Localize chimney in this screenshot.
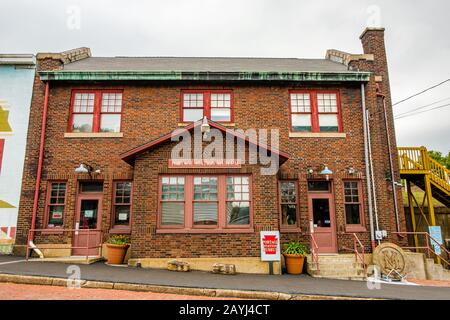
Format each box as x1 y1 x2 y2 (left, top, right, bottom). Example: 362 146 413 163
359 28 390 91
36 47 91 72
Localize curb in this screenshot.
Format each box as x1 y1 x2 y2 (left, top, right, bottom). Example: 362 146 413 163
0 273 374 300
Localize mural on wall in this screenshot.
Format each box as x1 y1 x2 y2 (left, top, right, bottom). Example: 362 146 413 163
0 100 17 242
0 56 36 251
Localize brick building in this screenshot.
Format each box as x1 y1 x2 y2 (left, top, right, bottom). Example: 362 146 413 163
15 28 406 274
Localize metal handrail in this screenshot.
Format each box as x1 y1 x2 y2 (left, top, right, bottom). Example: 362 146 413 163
393 231 450 269
309 233 320 272
350 233 366 270
26 228 103 261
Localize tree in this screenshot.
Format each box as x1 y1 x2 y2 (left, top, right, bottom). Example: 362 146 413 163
428 150 450 168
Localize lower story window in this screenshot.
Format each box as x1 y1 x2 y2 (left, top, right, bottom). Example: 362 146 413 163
161 177 185 226
46 182 67 228
159 175 252 231
226 176 250 225
279 181 299 228
193 177 218 226
344 181 363 225
113 181 132 227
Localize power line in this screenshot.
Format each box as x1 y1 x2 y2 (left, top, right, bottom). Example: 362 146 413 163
394 103 450 120
394 96 450 118
393 78 450 106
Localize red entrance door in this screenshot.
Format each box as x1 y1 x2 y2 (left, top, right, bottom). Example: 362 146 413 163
308 192 337 254
72 195 102 256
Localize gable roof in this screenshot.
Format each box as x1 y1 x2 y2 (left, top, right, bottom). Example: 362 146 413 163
39 54 371 82
63 57 353 73
121 119 290 165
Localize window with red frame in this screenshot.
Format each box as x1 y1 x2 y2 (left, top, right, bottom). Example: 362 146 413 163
159 175 251 231
193 177 218 226
113 182 132 227
0 139 4 174
226 176 250 226
182 91 232 122
160 177 186 226
279 181 299 228
70 91 123 133
290 91 341 133
344 181 363 225
46 182 67 228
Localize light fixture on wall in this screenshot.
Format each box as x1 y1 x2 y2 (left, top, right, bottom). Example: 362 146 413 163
320 165 333 181
75 163 92 174
201 116 210 132
201 116 210 139
75 163 100 178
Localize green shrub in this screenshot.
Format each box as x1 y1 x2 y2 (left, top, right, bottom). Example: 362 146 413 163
282 241 309 256
107 235 130 245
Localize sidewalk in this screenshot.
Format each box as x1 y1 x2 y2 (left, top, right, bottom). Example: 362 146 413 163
1 255 450 300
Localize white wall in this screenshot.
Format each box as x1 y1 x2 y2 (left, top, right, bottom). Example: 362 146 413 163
0 64 35 239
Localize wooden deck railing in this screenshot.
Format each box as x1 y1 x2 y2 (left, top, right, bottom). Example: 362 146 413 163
398 147 427 172
398 147 450 193
429 157 450 192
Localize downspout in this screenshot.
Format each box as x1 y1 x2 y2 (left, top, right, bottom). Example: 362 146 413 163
29 81 50 245
366 110 380 235
361 84 376 251
378 93 401 232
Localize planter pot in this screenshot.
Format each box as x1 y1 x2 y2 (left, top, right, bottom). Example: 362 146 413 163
283 254 305 275
106 244 130 265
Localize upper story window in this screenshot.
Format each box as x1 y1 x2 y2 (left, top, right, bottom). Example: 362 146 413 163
69 90 123 133
290 91 342 133
182 91 233 123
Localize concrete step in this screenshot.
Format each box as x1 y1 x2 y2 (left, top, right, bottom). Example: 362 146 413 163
312 275 367 281
425 258 450 280
306 254 367 280
307 264 365 271
311 257 363 264
309 270 366 279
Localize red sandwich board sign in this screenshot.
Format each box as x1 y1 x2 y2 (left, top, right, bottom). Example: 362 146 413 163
260 231 281 262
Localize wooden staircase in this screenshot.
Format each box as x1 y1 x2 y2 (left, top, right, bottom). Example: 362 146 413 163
398 147 450 208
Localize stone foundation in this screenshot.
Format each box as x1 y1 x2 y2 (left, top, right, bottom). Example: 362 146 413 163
128 257 282 275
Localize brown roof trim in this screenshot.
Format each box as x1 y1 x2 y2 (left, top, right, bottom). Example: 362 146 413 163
121 119 290 165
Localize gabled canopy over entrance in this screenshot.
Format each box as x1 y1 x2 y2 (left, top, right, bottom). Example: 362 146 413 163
121 118 290 165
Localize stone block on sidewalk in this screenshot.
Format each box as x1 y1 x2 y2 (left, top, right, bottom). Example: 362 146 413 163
167 260 190 272
212 263 236 275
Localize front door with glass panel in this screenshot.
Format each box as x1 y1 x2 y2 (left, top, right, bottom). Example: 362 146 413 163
308 182 337 253
72 183 103 256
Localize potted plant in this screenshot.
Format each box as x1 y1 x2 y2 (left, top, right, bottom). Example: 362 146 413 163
282 241 308 275
106 235 130 265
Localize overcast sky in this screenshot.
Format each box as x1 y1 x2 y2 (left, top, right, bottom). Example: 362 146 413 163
1 0 449 153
